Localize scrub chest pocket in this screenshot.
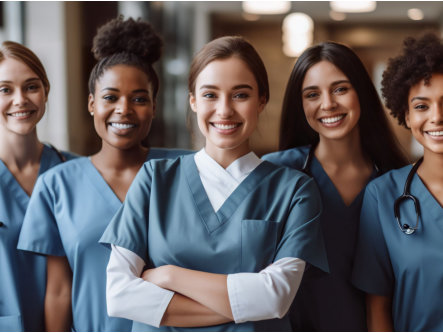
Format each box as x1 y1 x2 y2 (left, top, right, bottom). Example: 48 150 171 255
241 219 278 272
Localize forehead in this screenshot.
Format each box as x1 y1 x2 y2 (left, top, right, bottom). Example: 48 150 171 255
303 60 348 87
98 64 151 87
196 57 257 87
408 73 443 98
0 57 38 80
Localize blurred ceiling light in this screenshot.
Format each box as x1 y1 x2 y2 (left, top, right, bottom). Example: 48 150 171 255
408 8 424 21
282 12 314 57
330 1 376 13
242 12 260 21
329 10 346 21
242 1 291 15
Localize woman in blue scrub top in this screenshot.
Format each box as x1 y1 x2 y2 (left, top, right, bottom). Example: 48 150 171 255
100 36 328 331
0 41 74 331
17 17 189 332
352 33 443 332
263 42 408 331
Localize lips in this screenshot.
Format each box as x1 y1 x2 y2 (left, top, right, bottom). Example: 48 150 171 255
319 114 346 124
211 122 242 130
109 122 136 130
6 110 35 118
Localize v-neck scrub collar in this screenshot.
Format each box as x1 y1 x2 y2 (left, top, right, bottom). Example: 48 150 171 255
194 148 262 212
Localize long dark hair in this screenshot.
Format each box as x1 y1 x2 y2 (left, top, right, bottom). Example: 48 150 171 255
279 41 408 173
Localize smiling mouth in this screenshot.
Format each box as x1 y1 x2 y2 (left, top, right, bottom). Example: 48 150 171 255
319 114 346 124
211 122 242 130
426 130 443 137
109 122 136 130
7 110 35 117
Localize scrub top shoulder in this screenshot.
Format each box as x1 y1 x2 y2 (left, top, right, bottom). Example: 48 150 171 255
0 144 73 332
352 164 443 332
262 145 370 331
100 153 328 332
17 148 191 332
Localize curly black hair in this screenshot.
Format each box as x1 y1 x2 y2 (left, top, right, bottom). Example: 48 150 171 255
381 33 443 128
88 15 163 98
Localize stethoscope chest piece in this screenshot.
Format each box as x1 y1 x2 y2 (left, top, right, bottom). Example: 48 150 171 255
393 158 423 235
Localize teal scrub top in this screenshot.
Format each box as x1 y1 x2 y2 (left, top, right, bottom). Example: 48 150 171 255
100 154 328 332
263 146 374 331
352 164 443 331
17 148 190 332
0 144 74 332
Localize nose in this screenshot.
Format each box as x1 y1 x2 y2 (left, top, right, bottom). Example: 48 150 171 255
320 93 337 111
115 98 131 115
13 89 29 107
430 103 443 124
216 96 234 118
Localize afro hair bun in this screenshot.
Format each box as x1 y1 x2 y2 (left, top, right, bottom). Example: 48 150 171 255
92 15 162 64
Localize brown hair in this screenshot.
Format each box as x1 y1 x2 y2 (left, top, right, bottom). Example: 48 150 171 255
0 41 50 97
188 36 269 102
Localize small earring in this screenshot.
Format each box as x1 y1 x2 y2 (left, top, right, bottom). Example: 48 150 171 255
90 112 94 116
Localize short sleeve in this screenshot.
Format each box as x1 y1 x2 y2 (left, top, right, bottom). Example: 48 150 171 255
100 163 153 263
17 176 65 256
274 177 329 273
351 184 394 296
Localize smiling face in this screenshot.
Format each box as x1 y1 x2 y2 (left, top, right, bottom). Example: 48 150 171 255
301 60 361 142
88 64 155 151
0 57 46 136
189 56 265 163
406 74 443 157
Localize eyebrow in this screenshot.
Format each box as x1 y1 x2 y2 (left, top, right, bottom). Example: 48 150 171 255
100 87 150 94
410 96 429 102
0 77 41 84
199 84 253 90
302 80 350 93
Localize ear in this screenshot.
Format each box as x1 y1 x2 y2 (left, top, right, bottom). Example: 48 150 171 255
189 93 197 113
257 96 267 114
405 110 411 129
88 94 94 114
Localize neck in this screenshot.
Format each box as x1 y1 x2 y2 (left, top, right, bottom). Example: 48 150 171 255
205 142 251 169
0 130 43 168
315 129 368 167
92 142 149 171
418 150 443 183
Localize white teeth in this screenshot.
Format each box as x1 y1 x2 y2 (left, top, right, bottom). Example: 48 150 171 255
320 115 345 124
110 123 135 129
427 130 443 136
9 111 33 117
213 123 239 130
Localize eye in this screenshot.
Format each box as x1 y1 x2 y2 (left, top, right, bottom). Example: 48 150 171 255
103 95 117 102
413 104 428 111
233 92 249 100
133 96 149 104
202 92 216 99
0 87 11 94
304 91 319 99
334 86 349 94
26 83 41 92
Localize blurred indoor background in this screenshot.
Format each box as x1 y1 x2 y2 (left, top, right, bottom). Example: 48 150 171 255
1 1 442 159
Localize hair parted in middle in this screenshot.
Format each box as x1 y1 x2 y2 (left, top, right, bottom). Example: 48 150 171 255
279 41 408 173
88 15 163 99
188 36 270 104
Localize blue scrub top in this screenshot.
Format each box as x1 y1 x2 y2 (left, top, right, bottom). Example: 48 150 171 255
352 165 443 332
17 148 190 332
263 146 375 331
0 144 74 332
100 153 328 332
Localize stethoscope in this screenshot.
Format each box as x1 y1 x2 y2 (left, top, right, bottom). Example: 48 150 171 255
393 157 423 235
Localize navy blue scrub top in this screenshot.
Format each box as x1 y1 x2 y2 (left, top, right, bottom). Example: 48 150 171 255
101 154 329 331
0 144 75 332
263 146 375 331
17 148 191 332
352 165 443 332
